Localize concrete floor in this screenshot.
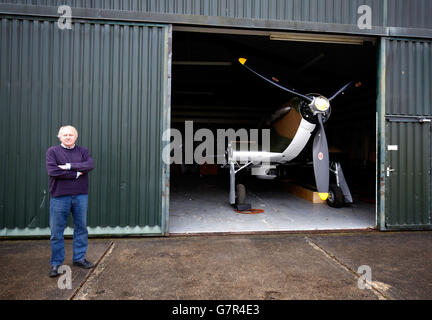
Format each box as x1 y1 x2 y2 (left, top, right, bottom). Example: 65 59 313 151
0 239 112 300
169 176 376 234
3 231 432 300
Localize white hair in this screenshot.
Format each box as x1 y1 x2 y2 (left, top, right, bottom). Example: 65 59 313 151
57 125 78 138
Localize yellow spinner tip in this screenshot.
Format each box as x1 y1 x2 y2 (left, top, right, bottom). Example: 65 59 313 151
239 58 247 65
319 193 329 201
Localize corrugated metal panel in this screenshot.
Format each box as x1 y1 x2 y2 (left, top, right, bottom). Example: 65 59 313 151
3 0 432 38
0 0 384 26
385 39 432 116
385 121 431 228
383 38 432 230
387 0 432 29
223 0 383 25
0 17 170 236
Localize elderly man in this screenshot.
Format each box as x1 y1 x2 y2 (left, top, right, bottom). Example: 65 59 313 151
46 125 94 277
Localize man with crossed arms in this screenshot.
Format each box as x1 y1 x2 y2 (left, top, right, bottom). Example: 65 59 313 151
46 125 94 277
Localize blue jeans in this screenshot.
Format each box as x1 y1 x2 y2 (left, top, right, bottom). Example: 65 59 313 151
49 194 89 266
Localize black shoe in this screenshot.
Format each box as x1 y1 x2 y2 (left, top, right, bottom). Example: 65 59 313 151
49 265 60 278
73 259 94 269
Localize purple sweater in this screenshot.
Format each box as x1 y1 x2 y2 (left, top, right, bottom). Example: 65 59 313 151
46 145 94 197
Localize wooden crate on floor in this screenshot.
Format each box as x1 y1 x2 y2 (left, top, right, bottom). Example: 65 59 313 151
281 180 326 204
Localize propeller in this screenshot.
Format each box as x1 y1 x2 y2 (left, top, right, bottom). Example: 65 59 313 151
238 58 313 103
312 113 330 200
329 81 353 101
238 58 358 201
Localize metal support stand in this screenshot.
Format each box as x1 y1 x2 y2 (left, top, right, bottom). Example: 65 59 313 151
330 161 353 203
229 161 236 205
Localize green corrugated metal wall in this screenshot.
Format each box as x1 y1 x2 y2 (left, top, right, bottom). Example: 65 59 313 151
1 2 432 235
385 39 432 115
0 0 385 27
2 0 432 31
383 38 432 229
0 17 171 236
387 0 432 29
386 121 431 228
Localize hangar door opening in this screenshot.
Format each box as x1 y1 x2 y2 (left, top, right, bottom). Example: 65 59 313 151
168 28 377 234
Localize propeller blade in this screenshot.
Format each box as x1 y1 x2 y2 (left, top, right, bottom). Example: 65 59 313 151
312 114 330 200
238 58 313 103
328 81 353 101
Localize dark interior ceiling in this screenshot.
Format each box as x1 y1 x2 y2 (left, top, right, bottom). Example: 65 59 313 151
171 30 377 167
172 30 377 128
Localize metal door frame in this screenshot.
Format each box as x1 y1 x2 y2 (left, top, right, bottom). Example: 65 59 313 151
377 37 387 230
161 24 172 235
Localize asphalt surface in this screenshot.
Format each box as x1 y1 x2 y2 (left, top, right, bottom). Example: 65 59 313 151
1 231 432 300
